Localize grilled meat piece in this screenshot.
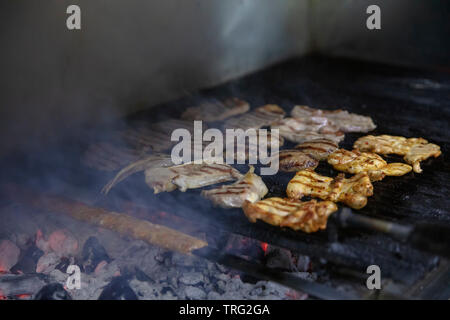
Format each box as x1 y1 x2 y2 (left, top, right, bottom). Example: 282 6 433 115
201 166 268 208
82 142 146 171
224 130 284 161
286 171 373 209
224 104 286 130
327 149 412 181
122 119 198 152
242 197 338 233
271 117 345 144
354 135 442 173
295 139 339 161
181 97 250 121
291 105 376 133
102 154 174 194
145 162 243 193
273 149 318 172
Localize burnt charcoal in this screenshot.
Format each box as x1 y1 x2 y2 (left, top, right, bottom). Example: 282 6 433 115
98 277 138 300
34 283 72 300
264 246 294 271
134 267 155 283
10 244 44 274
82 236 111 274
55 256 84 273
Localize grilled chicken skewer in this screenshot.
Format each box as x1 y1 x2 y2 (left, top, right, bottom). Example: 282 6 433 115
201 166 268 208
353 135 441 173
327 149 412 181
286 171 374 210
242 197 338 233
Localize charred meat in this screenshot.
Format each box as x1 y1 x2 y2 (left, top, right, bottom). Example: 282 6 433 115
286 171 374 209
291 105 376 133
201 166 268 208
242 197 338 233
354 135 441 173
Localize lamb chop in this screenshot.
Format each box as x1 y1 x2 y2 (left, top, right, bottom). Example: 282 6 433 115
291 105 376 133
201 166 268 208
181 97 250 122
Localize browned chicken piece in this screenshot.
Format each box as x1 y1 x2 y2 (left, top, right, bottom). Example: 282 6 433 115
272 149 318 172
82 142 147 172
354 135 442 173
242 197 338 233
295 139 339 161
224 104 286 130
201 166 268 208
286 171 374 210
271 117 345 144
291 105 376 133
327 149 412 181
145 162 243 193
181 98 250 122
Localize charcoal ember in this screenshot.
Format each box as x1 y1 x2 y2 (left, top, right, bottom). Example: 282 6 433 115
36 252 60 274
47 229 79 257
264 246 294 271
0 239 21 272
184 286 206 300
134 267 155 283
98 276 138 300
81 237 111 274
179 272 204 286
34 283 72 300
10 244 44 274
0 274 48 298
296 255 311 272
